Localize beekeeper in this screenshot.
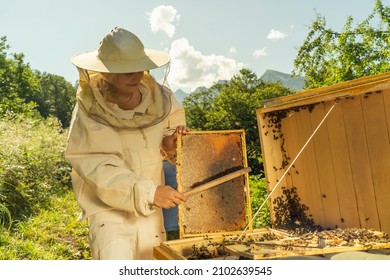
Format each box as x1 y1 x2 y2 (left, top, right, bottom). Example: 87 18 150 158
65 27 188 260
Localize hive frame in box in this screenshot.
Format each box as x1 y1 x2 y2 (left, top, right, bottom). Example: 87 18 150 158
175 130 253 239
154 226 390 260
154 228 270 260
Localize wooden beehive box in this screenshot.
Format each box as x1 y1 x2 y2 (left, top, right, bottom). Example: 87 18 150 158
153 73 390 260
256 71 390 234
175 130 252 238
153 227 390 260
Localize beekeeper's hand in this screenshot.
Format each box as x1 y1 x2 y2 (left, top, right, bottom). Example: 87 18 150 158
162 125 190 152
153 185 187 209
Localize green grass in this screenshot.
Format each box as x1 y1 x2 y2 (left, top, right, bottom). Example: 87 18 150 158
0 191 90 260
0 113 270 260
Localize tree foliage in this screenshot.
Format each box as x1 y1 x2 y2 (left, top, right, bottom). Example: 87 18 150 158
35 72 76 128
293 0 390 89
183 69 293 174
0 37 39 116
0 36 76 127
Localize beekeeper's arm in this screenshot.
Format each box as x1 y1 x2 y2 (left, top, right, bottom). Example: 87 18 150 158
65 107 156 217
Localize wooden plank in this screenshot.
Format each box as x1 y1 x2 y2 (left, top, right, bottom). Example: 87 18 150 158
157 238 206 260
278 112 296 187
361 91 390 233
257 112 287 221
260 73 390 113
153 246 174 260
310 102 341 229
279 110 311 215
383 89 390 138
294 108 325 226
381 89 390 233
225 243 390 260
183 167 251 196
324 100 360 228
240 131 253 230
342 96 380 229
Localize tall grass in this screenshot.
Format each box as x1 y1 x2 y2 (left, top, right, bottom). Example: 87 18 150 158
0 113 71 223
0 113 90 259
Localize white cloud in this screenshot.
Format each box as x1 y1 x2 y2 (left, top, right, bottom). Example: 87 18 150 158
168 38 245 91
253 48 267 58
148 5 180 38
266 29 287 40
229 47 237 55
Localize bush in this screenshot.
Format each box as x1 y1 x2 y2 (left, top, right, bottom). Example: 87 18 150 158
0 113 72 225
0 113 89 260
249 175 271 228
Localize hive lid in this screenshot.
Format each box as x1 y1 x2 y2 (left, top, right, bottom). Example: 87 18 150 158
176 130 252 238
261 71 390 112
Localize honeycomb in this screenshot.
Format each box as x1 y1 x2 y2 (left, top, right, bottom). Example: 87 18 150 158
177 132 248 235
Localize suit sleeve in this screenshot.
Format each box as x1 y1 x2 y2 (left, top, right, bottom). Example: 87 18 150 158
65 106 157 217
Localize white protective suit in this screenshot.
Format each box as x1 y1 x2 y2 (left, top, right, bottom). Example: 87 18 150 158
65 70 185 259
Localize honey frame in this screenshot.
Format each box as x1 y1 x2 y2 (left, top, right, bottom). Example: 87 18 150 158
176 130 253 238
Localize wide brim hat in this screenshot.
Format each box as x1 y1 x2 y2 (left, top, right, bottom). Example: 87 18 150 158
71 27 170 73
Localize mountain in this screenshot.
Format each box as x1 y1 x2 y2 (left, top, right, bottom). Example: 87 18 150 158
173 89 189 104
192 86 207 94
260 69 306 91
173 81 225 103
173 70 306 103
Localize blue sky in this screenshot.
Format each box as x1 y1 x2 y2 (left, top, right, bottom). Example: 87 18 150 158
0 0 383 92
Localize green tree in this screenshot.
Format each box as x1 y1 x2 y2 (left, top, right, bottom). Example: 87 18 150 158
0 37 38 116
293 0 390 89
183 69 293 174
35 72 76 128
0 36 76 127
182 83 221 130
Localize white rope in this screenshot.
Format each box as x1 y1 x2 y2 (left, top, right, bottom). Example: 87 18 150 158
237 101 338 241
